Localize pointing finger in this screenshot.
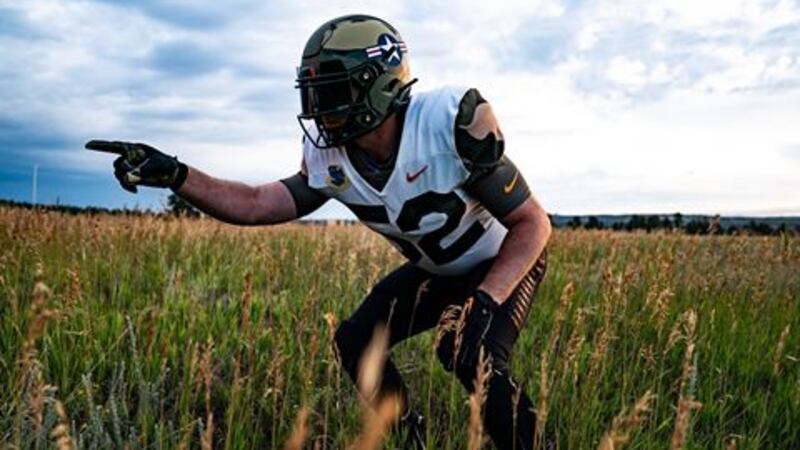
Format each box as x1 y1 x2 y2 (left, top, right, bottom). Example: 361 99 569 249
85 140 128 155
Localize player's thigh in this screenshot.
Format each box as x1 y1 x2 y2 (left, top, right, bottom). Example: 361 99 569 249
343 262 435 346
345 260 490 346
407 258 499 337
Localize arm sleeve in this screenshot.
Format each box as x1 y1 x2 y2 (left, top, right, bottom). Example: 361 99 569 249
455 88 531 218
279 172 329 217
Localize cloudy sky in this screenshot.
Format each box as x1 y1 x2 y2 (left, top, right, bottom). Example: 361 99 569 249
1 0 798 218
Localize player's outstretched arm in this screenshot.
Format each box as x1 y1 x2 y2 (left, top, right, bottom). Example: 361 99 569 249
176 167 299 225
86 140 312 225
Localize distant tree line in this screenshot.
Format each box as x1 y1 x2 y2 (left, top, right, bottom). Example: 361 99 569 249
0 198 159 217
558 212 798 236
2 198 795 236
0 194 199 218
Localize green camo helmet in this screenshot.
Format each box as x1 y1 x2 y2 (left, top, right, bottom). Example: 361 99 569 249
296 14 415 148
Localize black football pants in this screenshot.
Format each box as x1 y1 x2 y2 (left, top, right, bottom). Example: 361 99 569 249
334 250 548 450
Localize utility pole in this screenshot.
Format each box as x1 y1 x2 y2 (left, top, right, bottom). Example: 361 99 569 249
32 164 38 206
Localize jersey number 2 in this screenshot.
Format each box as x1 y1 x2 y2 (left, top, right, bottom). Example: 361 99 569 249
390 192 486 265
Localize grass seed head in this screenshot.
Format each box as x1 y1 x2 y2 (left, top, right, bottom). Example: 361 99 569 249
773 324 791 377
349 394 401 450
283 406 310 450
357 325 389 406
50 400 74 450
240 271 253 330
670 398 702 450
468 348 492 450
435 304 462 349
670 310 701 450
597 390 656 450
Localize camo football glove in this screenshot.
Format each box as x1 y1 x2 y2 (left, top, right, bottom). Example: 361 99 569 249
85 140 188 193
459 289 499 367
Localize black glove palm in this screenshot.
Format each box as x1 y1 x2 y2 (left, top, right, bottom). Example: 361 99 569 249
85 140 187 193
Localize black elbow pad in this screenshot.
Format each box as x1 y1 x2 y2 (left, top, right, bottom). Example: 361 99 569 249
279 172 328 217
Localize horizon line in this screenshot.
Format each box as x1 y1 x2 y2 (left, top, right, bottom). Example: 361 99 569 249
2 197 798 219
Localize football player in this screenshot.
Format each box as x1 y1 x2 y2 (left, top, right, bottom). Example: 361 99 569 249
87 14 551 450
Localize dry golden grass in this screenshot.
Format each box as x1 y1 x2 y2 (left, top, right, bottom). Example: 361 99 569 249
670 310 701 450
50 400 74 450
468 348 492 450
773 324 791 377
350 325 401 450
283 406 310 450
535 282 573 449
1 208 797 449
597 390 656 450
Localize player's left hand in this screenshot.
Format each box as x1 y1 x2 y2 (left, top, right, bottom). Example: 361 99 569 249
459 289 500 367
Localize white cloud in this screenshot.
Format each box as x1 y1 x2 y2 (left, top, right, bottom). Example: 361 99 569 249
1 0 798 216
606 56 648 86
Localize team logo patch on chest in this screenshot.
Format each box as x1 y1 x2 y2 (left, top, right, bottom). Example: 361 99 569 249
325 165 351 191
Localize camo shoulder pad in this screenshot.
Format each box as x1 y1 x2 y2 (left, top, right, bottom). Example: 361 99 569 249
454 88 505 174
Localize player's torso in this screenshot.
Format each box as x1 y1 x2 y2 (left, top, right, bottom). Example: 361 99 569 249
304 86 507 275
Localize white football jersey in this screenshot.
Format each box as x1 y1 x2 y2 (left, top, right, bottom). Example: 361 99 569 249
303 86 507 275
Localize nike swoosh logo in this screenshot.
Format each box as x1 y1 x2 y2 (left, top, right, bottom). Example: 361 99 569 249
503 171 519 194
406 165 428 182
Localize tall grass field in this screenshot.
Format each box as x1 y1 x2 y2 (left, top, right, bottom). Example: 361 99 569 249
1 207 798 449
